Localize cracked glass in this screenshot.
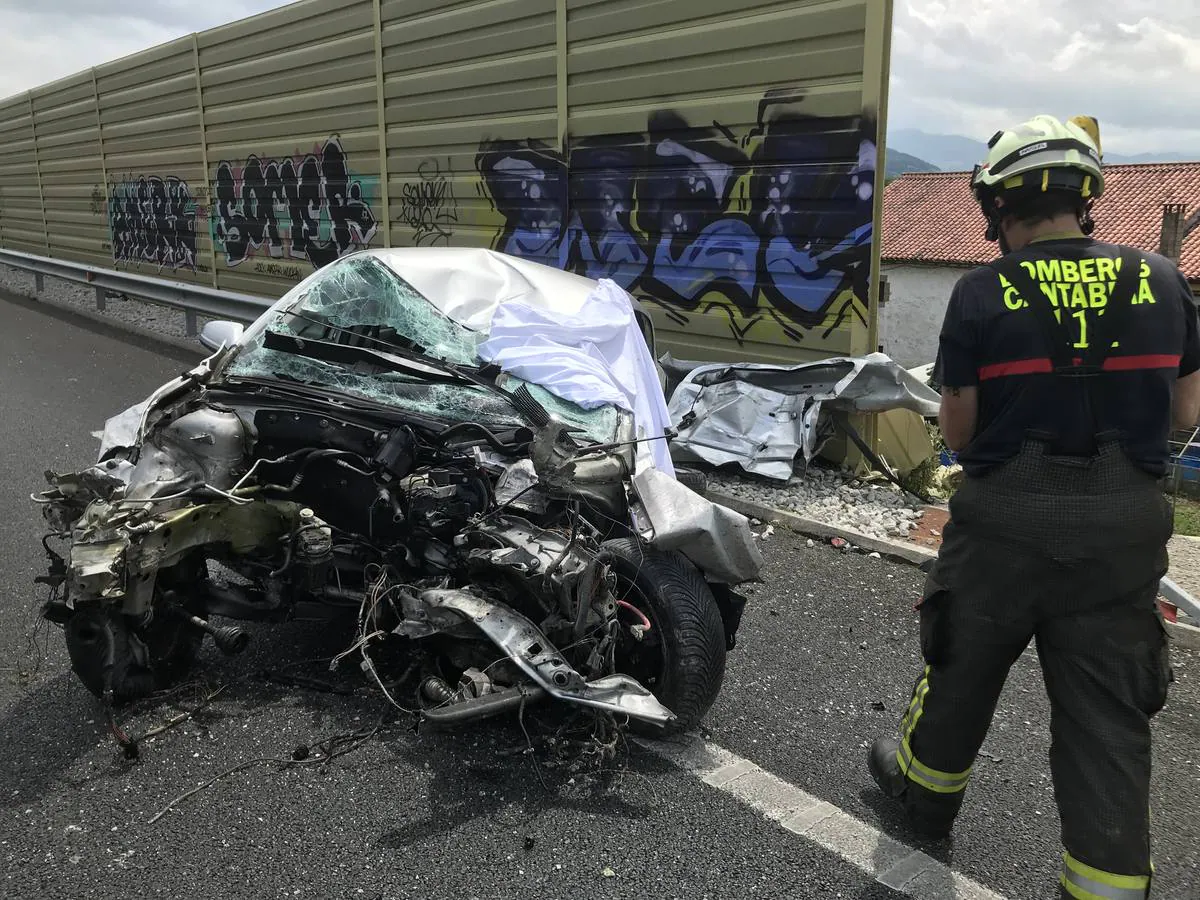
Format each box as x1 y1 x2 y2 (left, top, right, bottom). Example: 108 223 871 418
224 256 619 442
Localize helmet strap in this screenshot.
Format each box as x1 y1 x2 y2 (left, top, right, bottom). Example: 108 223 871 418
978 190 1004 243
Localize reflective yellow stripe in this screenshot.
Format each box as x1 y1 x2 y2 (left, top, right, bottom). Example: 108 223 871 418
1081 175 1093 198
894 665 971 794
1061 853 1150 899
897 737 972 794
900 679 928 738
1042 168 1050 192
900 666 930 741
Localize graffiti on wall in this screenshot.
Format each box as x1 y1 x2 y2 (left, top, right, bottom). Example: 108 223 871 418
106 175 200 272
397 157 458 246
476 89 876 344
212 136 379 271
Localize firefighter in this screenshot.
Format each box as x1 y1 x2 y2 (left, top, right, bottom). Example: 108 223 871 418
867 114 1200 899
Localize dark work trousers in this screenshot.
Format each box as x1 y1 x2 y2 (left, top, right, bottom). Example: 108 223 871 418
896 439 1174 899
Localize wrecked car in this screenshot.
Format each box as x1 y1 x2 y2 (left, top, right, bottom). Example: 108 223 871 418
33 248 763 734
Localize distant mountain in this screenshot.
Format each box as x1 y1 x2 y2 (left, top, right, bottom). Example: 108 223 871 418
888 128 986 172
888 127 1200 171
885 149 939 179
1104 151 1200 164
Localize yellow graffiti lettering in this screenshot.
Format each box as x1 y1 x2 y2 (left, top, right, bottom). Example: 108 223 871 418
1055 283 1071 307
1140 260 1152 279
1070 283 1089 308
1003 285 1025 310
1095 257 1116 281
1020 261 1038 279
1077 258 1097 282
1060 259 1080 282
1088 281 1108 308
1138 279 1157 305
1036 259 1062 281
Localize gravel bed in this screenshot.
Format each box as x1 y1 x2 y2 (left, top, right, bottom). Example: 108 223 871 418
0 263 216 348
706 465 927 542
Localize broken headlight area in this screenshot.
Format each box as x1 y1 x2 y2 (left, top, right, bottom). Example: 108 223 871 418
34 391 749 736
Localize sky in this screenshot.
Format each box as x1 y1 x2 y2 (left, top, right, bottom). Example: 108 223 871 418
889 0 1200 155
1 0 1198 156
0 1 288 100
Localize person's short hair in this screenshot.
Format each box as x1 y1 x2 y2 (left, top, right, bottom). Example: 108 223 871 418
1003 188 1086 227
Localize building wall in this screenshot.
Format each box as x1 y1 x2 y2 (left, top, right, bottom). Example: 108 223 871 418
0 0 896 366
879 263 966 368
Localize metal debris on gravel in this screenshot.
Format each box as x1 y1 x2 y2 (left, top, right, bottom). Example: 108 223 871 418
706 466 927 542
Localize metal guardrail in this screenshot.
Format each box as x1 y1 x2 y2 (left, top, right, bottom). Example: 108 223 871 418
0 248 273 333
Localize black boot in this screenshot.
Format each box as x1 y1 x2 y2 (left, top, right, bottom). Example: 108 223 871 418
868 737 956 840
869 737 908 798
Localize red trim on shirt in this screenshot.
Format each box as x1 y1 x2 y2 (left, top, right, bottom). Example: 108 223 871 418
1101 354 1182 371
978 358 1052 380
978 354 1182 380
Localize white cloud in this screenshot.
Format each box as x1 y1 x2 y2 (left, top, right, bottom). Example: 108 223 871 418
888 0 1200 154
0 1 292 101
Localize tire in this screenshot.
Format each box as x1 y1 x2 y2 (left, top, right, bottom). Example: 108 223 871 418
64 555 207 705
599 537 727 734
674 466 709 497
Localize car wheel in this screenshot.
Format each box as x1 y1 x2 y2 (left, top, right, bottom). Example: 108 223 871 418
600 537 726 735
64 556 207 706
674 466 709 496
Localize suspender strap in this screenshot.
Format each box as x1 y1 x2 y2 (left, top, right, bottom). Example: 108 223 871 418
1083 248 1144 369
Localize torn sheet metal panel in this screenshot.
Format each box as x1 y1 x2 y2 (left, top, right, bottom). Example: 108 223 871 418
98 400 152 460
631 464 764 585
666 352 941 481
422 587 678 726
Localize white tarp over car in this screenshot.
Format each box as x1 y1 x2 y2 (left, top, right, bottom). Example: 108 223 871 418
374 249 675 475
666 352 942 481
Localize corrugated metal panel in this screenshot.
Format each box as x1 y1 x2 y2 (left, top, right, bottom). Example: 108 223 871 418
96 38 209 282
29 73 107 267
0 93 46 255
557 0 876 363
200 0 383 298
382 0 558 255
0 0 892 366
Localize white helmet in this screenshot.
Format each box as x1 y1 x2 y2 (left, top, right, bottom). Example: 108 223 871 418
971 115 1105 240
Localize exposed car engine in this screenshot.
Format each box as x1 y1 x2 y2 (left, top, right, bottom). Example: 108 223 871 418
36 389 745 733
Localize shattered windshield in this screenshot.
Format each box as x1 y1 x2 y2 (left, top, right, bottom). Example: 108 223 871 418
223 255 619 442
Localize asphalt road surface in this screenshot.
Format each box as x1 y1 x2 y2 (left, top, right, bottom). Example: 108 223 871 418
1 292 1197 900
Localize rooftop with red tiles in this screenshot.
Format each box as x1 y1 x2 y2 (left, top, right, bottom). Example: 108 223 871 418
882 162 1200 283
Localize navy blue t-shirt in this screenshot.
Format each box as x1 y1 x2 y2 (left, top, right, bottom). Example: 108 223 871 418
934 238 1200 477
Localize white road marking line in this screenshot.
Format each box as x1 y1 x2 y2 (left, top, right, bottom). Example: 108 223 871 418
644 735 1009 900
